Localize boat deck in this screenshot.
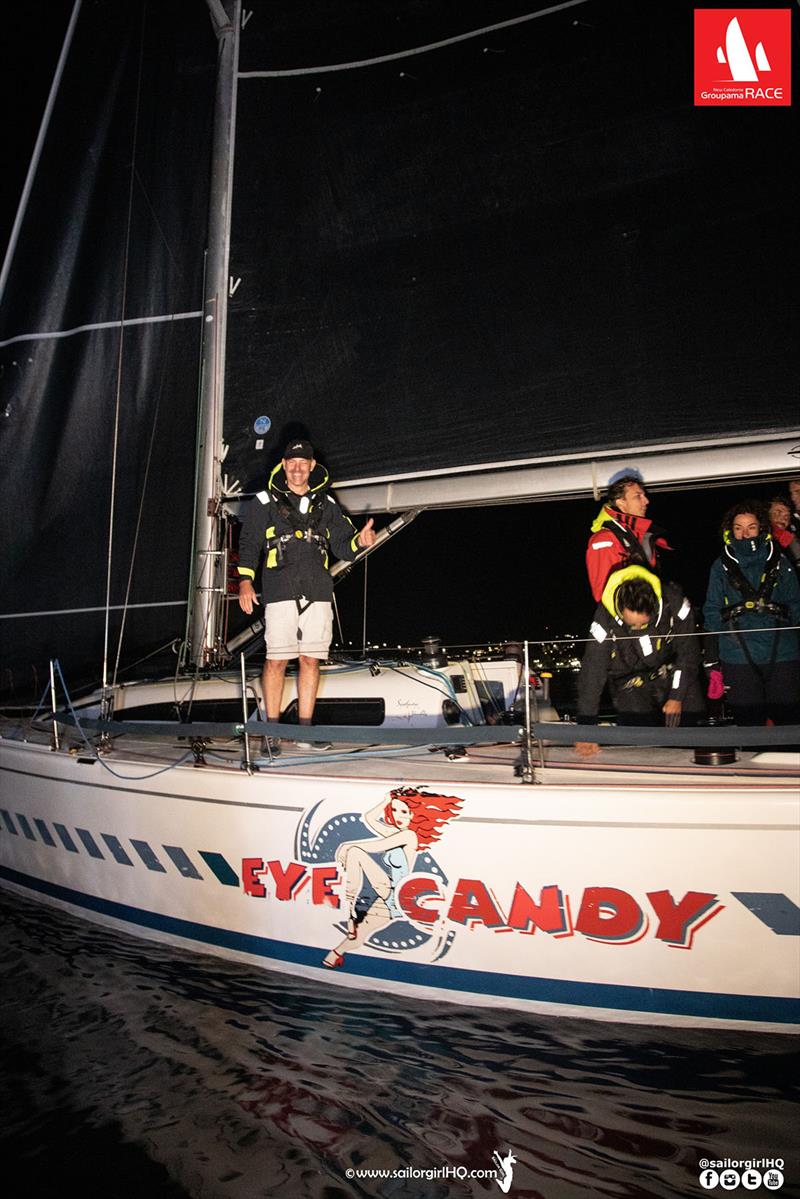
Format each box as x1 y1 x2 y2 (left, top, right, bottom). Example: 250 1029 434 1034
3 717 798 790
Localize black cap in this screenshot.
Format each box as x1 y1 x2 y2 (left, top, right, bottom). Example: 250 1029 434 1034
283 439 315 460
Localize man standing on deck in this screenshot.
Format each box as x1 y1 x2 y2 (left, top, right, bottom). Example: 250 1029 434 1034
574 566 704 758
586 475 671 601
237 440 376 754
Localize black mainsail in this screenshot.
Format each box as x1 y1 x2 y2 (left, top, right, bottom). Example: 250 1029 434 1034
0 2 216 696
1 0 796 695
224 0 797 508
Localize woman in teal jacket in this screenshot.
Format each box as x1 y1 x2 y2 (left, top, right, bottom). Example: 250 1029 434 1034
704 501 800 725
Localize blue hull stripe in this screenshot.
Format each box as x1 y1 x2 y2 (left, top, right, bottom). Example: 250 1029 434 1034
1 863 797 1025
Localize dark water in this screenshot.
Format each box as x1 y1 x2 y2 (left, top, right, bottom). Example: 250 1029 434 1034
0 889 797 1199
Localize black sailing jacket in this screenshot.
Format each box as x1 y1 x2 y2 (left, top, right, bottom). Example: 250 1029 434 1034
577 578 701 723
237 462 359 604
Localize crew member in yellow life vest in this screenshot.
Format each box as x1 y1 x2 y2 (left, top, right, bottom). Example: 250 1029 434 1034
575 566 704 758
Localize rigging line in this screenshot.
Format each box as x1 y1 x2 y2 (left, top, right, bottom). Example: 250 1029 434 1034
467 657 507 717
0 0 83 308
110 344 180 691
332 591 345 645
132 166 179 270
110 172 204 694
0 311 203 350
0 600 186 620
439 625 800 650
102 4 148 702
39 636 184 708
52 661 194 781
238 0 592 77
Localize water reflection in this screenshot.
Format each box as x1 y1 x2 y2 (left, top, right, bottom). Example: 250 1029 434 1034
0 890 796 1198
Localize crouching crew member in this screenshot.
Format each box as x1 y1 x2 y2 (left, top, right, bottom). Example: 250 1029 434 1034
586 475 671 601
575 566 704 758
238 440 376 753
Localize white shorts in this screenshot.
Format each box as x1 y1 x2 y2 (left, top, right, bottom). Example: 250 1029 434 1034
264 600 333 660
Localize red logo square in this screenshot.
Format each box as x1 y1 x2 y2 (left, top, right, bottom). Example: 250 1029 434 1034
694 9 792 106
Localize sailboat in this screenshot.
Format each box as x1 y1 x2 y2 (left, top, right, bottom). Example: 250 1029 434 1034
1 0 798 1031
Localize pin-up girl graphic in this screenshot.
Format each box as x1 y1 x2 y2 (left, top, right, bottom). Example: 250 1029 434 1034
323 786 463 969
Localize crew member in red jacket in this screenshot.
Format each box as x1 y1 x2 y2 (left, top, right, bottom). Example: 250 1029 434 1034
585 475 671 601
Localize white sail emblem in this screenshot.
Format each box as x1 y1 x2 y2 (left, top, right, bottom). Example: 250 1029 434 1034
716 17 771 81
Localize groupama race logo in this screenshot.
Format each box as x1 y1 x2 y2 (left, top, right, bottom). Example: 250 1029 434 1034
694 9 791 106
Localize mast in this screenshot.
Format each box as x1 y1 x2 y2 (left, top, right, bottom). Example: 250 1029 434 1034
189 0 241 667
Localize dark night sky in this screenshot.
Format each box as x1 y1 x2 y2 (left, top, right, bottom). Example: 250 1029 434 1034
2 3 795 658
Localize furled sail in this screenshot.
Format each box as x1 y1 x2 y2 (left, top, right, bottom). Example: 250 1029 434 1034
0 2 216 697
223 0 797 509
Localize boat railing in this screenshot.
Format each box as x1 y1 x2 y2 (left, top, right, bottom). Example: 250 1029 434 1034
23 656 798 785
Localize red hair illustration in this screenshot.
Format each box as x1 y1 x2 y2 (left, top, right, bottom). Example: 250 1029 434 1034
323 787 465 970
383 787 463 848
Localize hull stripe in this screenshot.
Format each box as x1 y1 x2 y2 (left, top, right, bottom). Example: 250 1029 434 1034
732 892 800 936
0 864 797 1026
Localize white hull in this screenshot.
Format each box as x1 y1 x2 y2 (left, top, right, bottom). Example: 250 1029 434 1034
2 697 798 1032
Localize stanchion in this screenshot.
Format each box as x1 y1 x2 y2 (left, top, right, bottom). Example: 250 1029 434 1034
240 653 255 773
521 641 535 784
49 659 60 752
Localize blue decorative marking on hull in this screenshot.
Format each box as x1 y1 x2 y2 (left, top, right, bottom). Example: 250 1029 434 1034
0 863 797 1026
54 823 78 852
34 819 57 847
16 814 36 841
1 810 18 834
164 846 203 880
732 892 800 936
131 839 166 873
76 828 104 859
198 852 239 886
101 834 134 866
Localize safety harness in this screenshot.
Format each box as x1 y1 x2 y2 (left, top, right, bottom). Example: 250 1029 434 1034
590 506 668 572
719 534 788 689
600 518 652 569
263 463 333 619
719 535 787 623
596 566 684 693
265 493 331 568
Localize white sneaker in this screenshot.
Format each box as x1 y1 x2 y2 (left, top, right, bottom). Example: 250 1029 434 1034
295 739 334 752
